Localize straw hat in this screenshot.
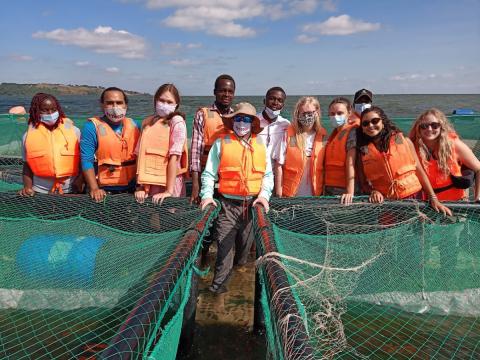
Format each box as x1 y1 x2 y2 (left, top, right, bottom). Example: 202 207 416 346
222 102 263 134
8 106 26 115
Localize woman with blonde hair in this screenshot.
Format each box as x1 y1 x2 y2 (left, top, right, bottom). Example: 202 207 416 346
409 108 480 202
324 97 358 204
273 96 327 197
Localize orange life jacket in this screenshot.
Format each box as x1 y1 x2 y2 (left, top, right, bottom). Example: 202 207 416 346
25 119 80 192
361 133 422 199
89 117 140 186
282 126 326 197
419 133 465 201
218 134 267 196
200 107 231 168
324 123 358 188
136 117 188 187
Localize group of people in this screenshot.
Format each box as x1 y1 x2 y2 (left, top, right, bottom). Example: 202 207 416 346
17 74 480 294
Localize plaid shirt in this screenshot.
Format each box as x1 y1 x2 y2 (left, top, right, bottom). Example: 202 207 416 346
190 102 233 173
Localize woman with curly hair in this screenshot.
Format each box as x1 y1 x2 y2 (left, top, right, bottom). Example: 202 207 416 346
409 108 480 202
357 106 451 215
20 93 82 195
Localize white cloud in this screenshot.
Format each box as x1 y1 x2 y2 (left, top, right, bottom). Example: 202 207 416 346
168 58 197 67
139 0 337 38
160 42 203 56
389 73 440 81
302 14 380 36
162 4 259 37
291 0 336 13
33 26 147 59
296 34 318 43
75 61 90 67
9 54 33 61
320 0 337 12
144 0 336 13
105 67 120 73
144 0 253 9
186 42 202 49
160 42 183 55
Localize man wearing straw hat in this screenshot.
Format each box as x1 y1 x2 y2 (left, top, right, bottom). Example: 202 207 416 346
201 102 273 294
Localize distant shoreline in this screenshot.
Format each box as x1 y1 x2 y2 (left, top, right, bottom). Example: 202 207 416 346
0 84 478 98
0 83 148 97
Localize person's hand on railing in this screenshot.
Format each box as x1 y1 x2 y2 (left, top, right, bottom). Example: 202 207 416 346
200 197 217 211
134 190 148 204
369 190 384 203
152 191 172 205
89 188 106 203
429 196 453 216
340 193 354 205
253 196 269 213
18 187 34 197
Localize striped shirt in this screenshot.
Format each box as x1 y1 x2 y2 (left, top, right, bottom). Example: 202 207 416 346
190 103 233 173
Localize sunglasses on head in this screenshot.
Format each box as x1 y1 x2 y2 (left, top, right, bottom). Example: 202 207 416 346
419 122 441 130
233 115 253 123
361 117 381 127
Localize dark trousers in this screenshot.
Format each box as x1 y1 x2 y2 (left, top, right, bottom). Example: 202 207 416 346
211 197 254 288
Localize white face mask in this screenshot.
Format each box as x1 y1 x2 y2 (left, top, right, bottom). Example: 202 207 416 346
329 114 346 128
155 101 176 117
264 106 281 120
354 103 371 115
104 107 126 123
233 121 251 137
40 111 59 125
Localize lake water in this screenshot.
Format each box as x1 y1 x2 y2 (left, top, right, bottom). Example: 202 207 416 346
1 94 479 138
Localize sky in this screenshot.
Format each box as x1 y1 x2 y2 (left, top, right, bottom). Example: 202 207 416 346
0 0 479 95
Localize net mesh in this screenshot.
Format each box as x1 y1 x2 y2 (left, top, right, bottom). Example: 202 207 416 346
254 198 480 359
0 193 218 359
1 112 479 359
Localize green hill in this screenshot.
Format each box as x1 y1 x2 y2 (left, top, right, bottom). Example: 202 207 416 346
0 83 147 96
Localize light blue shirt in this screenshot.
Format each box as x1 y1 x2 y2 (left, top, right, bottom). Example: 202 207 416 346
200 135 274 201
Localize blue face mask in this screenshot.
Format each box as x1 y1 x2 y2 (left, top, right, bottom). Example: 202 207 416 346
40 111 59 125
329 114 346 128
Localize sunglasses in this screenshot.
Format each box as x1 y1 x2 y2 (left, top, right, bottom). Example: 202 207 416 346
361 117 381 127
419 122 441 130
233 115 253 123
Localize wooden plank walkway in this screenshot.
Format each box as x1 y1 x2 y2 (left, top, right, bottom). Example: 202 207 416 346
183 248 266 359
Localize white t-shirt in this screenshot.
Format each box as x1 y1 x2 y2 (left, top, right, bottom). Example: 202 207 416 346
256 112 290 160
274 131 316 165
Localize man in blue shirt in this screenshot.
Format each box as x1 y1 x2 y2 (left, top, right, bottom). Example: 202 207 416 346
81 87 140 202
